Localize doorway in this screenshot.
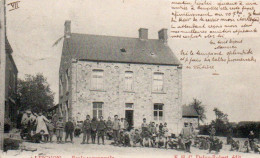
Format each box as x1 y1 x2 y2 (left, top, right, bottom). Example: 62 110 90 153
125 110 134 131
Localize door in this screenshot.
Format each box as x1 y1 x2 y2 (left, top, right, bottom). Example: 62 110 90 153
125 110 134 131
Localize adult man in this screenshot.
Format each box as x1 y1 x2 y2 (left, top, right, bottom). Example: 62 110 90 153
21 110 36 140
81 115 91 144
112 115 120 145
180 123 192 153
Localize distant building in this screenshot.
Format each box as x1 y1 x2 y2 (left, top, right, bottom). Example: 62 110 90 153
59 21 182 133
5 38 18 129
182 105 199 128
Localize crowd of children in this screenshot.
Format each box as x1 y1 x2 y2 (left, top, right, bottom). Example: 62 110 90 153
20 110 260 155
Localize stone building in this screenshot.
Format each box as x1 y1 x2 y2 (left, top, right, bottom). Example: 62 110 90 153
5 38 18 129
182 105 199 129
59 21 182 133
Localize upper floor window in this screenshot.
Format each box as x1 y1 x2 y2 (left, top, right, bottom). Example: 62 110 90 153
153 72 164 92
92 69 104 90
125 71 133 91
153 103 164 121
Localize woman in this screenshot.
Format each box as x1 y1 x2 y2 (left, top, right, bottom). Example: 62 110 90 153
36 112 50 142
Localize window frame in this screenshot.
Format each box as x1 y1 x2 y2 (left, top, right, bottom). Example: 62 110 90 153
93 102 104 119
152 72 164 93
124 71 134 92
153 103 164 122
91 69 104 90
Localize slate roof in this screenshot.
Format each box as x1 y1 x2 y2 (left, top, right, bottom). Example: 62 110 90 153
182 105 199 117
62 33 181 66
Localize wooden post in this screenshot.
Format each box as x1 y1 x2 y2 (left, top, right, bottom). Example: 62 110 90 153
0 0 6 151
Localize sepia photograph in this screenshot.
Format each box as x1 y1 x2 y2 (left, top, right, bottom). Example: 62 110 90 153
0 0 259 158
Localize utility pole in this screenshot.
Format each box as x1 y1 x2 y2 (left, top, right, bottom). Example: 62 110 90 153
0 0 6 151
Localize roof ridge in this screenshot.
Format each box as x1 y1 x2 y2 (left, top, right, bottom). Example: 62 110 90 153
71 32 160 41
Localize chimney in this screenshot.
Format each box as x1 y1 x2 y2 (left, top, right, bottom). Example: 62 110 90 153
64 20 71 38
158 28 168 44
138 28 148 40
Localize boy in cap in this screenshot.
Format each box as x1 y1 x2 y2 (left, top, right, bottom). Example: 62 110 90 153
56 116 64 143
81 115 91 144
65 117 75 143
97 116 107 145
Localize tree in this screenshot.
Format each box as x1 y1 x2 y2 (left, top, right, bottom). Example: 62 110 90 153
17 73 55 113
211 108 230 136
189 98 206 125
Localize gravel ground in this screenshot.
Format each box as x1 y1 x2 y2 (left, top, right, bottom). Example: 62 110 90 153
1 135 260 158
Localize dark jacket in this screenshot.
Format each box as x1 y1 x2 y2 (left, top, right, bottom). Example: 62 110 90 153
91 120 98 131
97 120 107 131
65 121 75 132
82 119 91 132
106 120 113 129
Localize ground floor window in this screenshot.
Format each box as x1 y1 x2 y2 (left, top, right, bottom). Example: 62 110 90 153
153 103 164 121
93 102 103 119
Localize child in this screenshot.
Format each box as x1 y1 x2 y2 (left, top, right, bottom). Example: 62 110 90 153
91 117 98 144
31 130 45 143
167 136 178 149
157 135 166 148
208 137 223 154
56 117 64 143
240 140 249 153
65 117 75 143
97 116 107 145
47 121 55 142
132 129 142 147
106 117 113 140
123 132 131 147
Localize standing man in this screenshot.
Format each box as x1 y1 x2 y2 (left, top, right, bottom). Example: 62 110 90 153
65 117 75 143
81 115 91 144
180 123 192 153
112 115 120 145
97 116 107 145
21 110 36 140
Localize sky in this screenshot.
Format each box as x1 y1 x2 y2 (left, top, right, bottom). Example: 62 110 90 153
5 0 260 123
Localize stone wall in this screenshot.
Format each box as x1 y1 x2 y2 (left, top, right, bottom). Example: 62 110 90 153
70 60 182 134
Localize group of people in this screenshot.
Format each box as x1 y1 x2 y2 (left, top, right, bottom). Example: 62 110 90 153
20 110 260 154
20 110 76 143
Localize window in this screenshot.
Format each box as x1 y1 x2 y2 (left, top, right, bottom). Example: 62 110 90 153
153 103 164 121
125 103 134 109
92 69 104 90
153 72 164 92
125 71 133 91
93 102 103 119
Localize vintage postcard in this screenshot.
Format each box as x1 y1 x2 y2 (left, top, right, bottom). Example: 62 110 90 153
0 0 259 158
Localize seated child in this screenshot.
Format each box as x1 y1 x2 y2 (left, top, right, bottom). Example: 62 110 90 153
156 135 166 148
150 132 157 147
239 140 249 153
209 137 223 154
123 132 131 147
132 129 143 147
167 136 178 149
31 130 45 143
74 124 81 137
230 139 239 151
